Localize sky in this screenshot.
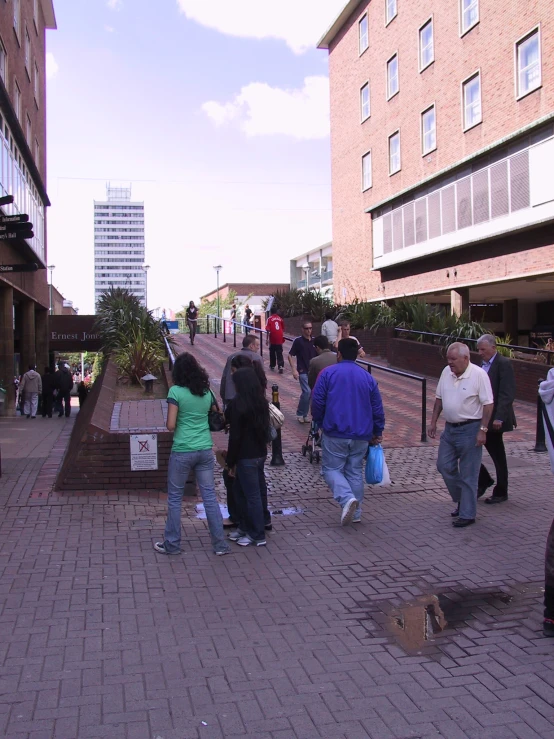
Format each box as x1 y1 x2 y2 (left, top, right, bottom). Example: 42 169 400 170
45 0 347 315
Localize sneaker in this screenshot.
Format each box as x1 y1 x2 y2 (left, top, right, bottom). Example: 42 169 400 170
278 368 284 374
236 536 266 547
227 529 244 542
265 523 273 531
297 415 306 424
153 541 180 555
352 511 361 523
543 619 554 637
303 417 310 423
215 546 232 556
269 366 276 372
341 498 357 526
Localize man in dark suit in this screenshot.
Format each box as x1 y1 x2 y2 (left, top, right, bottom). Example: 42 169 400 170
476 335 517 504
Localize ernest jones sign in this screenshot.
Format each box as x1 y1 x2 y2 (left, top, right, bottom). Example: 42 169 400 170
49 315 103 352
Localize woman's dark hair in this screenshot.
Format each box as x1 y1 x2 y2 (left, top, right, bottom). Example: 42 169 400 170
325 310 333 320
172 352 210 396
231 354 267 392
189 300 195 307
231 367 269 438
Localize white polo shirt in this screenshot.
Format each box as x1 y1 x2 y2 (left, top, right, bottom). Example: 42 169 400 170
436 362 494 423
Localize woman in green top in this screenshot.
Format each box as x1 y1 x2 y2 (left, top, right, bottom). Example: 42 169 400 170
154 353 230 556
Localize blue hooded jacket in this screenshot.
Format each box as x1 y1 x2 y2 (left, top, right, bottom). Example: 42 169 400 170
311 360 385 440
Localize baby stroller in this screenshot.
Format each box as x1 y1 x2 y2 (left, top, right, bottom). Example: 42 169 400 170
301 420 321 464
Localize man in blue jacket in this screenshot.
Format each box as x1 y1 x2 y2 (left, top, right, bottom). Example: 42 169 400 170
312 338 385 525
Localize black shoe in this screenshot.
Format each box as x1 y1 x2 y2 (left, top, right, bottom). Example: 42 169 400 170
543 620 554 637
265 523 273 531
269 367 276 372
484 496 508 505
477 480 494 498
452 517 475 528
278 368 284 374
451 505 460 517
58 413 63 417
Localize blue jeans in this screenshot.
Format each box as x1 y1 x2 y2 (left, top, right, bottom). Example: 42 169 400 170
437 421 483 520
234 457 269 542
321 435 368 510
164 449 227 553
297 373 311 417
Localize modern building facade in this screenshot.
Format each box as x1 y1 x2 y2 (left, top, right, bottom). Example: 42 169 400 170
94 185 146 308
319 0 554 341
0 0 56 411
290 242 333 294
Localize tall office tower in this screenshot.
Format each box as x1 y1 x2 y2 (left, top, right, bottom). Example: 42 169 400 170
94 184 146 308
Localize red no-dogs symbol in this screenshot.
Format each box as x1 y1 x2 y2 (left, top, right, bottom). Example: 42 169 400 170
139 440 150 452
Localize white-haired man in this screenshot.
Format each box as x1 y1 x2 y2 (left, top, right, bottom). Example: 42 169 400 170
429 343 494 528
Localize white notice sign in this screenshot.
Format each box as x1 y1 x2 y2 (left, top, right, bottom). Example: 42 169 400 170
130 434 158 471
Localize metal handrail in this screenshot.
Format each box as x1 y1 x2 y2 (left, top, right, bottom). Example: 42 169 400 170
164 335 176 368
395 328 554 364
206 314 428 442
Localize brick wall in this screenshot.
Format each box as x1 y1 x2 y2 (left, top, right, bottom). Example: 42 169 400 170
326 0 554 303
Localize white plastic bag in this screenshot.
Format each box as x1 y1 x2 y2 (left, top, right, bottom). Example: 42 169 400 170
376 458 392 486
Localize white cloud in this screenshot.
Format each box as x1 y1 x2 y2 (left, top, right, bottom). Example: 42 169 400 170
176 0 346 54
46 53 59 80
105 25 115 33
202 76 330 140
106 0 122 10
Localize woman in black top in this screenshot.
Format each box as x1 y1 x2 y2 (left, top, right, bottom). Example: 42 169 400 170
186 301 198 345
225 367 270 547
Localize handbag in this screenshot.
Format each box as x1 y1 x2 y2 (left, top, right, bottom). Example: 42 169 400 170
365 443 384 485
208 391 226 432
268 402 285 429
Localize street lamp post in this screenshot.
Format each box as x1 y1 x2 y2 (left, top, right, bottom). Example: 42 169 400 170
143 265 150 309
213 265 222 321
47 265 55 315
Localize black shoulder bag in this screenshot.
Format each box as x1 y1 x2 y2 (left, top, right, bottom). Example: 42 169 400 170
208 390 226 432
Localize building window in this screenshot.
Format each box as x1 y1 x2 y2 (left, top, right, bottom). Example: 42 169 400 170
34 63 39 105
33 0 39 32
0 37 6 84
360 82 370 121
13 0 21 40
422 106 436 155
460 0 478 35
463 72 481 130
386 0 397 25
419 19 434 71
516 29 541 98
26 113 31 143
14 79 21 120
24 27 30 74
389 131 401 174
34 138 39 164
362 151 372 191
387 54 399 99
359 14 369 54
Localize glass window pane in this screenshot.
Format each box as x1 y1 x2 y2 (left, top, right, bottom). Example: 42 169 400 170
388 56 399 97
420 21 434 69
462 0 479 32
361 84 370 120
518 33 540 96
362 153 372 190
464 75 481 128
359 15 368 53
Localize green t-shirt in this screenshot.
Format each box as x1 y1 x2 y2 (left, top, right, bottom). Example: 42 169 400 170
167 385 213 452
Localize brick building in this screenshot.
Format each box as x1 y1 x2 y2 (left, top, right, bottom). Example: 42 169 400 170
0 0 56 410
319 0 554 342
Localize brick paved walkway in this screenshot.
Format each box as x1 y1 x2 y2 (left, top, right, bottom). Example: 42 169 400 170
1 338 553 739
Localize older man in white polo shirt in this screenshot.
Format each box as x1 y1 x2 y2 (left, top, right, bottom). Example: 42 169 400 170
429 342 494 528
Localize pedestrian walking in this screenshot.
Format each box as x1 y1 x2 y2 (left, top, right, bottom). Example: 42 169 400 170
266 306 285 373
225 367 271 547
54 363 74 417
476 334 517 504
288 320 317 423
20 365 42 418
77 381 89 408
311 338 385 525
154 353 230 556
321 311 339 347
41 367 55 418
428 343 494 528
244 304 253 332
335 321 365 358
220 334 264 407
308 335 337 390
539 368 554 636
186 301 199 345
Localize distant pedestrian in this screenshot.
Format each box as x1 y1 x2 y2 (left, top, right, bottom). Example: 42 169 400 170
428 343 494 528
476 334 517 504
288 320 317 423
41 367 55 418
336 321 365 358
308 335 337 390
54 363 74 417
220 335 264 407
225 367 271 547
154 353 230 556
244 304 253 331
20 365 42 419
186 301 198 345
539 368 554 637
321 311 339 347
312 338 385 525
266 306 285 373
77 381 89 407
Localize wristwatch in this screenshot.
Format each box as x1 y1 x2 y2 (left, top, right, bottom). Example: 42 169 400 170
480 426 488 432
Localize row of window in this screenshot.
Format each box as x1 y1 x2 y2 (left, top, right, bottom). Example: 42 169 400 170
94 235 145 240
94 205 144 211
94 250 145 255
94 219 144 225
94 257 144 263
94 227 144 233
95 280 145 286
358 12 541 114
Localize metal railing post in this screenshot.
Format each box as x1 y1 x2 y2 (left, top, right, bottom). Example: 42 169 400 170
233 322 236 348
260 331 264 357
421 377 427 442
223 317 226 343
534 380 547 453
270 384 285 466
214 316 217 339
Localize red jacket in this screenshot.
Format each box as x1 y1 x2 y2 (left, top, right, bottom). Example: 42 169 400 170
266 315 285 345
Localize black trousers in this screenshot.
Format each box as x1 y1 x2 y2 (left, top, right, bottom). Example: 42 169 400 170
58 391 71 417
41 392 53 417
478 431 508 497
269 344 284 369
